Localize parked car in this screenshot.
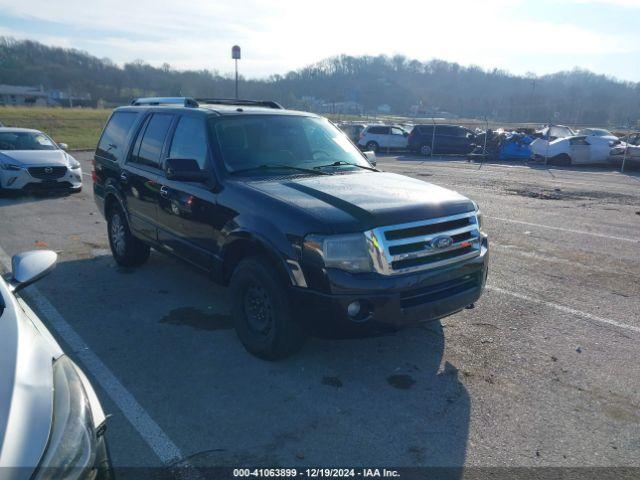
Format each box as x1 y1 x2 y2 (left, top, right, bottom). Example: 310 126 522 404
93 97 489 360
0 128 82 193
530 135 611 165
578 128 619 143
0 250 112 479
407 124 477 156
357 124 409 152
337 122 367 143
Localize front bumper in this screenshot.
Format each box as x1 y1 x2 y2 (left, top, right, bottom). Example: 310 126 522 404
292 238 488 329
0 166 82 191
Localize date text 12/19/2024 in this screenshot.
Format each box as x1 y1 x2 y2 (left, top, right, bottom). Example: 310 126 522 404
233 468 400 478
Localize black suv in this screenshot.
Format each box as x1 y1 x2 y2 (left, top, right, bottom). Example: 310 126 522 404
93 98 489 359
408 124 477 156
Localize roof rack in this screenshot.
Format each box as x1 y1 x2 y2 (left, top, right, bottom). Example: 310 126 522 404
195 98 283 110
131 97 198 107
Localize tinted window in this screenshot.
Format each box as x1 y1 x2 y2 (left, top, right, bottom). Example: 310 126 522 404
131 114 173 168
169 116 208 169
96 112 138 161
418 125 433 135
438 126 457 136
368 126 389 135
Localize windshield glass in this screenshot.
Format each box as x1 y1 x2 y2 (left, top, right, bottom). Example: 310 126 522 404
0 131 57 151
209 115 371 174
584 128 612 136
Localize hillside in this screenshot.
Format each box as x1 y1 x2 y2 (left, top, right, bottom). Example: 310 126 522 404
0 37 638 125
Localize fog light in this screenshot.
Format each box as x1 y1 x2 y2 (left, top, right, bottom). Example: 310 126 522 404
347 301 361 318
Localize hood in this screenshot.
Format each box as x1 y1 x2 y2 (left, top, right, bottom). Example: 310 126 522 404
0 281 60 477
245 171 475 233
0 150 70 167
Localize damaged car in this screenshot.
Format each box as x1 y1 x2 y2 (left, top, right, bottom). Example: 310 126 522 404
530 134 611 165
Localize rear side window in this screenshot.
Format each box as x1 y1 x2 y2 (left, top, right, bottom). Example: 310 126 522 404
96 112 138 161
169 116 208 169
131 114 173 168
368 126 390 135
418 126 433 135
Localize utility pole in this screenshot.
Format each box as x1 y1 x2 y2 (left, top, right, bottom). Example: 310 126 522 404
232 45 241 99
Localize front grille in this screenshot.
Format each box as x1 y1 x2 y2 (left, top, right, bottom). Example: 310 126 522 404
365 211 482 275
400 273 479 308
28 166 67 180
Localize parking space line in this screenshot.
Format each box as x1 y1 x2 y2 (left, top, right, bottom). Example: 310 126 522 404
487 286 640 335
486 216 638 243
0 245 185 466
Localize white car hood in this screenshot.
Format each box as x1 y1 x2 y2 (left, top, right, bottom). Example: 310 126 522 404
0 150 70 167
530 137 568 157
0 282 61 478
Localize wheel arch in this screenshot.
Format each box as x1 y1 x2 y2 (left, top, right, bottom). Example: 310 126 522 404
221 235 296 288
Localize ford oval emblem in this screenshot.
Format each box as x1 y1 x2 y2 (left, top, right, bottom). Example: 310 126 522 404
431 235 453 249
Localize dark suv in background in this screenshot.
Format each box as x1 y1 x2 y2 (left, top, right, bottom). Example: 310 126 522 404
408 124 477 156
93 97 489 359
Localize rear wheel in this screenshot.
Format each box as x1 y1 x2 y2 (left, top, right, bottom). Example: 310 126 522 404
230 256 305 360
107 206 150 267
365 141 379 153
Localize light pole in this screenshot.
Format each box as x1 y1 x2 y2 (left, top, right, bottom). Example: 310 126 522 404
232 45 241 99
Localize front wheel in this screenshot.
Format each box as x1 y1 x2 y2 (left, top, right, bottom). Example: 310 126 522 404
107 206 150 267
365 141 379 153
230 256 305 360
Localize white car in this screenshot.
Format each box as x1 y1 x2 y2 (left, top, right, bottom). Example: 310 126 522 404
0 128 82 193
357 125 409 152
609 133 640 166
578 128 619 143
0 250 112 479
530 135 611 165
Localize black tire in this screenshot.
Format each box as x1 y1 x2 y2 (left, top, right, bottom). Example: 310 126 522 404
420 143 432 156
365 141 379 153
230 256 305 360
107 205 150 267
550 154 572 166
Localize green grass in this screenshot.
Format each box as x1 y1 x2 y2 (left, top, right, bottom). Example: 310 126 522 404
0 107 111 150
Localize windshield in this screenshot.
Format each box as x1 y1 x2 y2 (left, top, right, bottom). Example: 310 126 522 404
0 131 57 151
210 115 372 174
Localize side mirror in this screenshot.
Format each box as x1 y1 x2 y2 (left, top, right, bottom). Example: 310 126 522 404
58 143 69 151
10 250 57 292
165 158 208 182
364 151 377 167
403 131 409 137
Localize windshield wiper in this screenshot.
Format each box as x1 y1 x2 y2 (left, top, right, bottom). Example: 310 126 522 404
231 164 331 176
313 161 378 172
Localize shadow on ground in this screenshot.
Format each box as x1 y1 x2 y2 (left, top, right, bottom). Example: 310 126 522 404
28 250 471 477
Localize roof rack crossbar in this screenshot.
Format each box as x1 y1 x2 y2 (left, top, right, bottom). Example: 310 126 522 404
131 97 198 107
195 98 283 109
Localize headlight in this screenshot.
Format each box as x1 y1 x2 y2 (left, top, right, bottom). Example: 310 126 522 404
476 211 483 231
34 356 97 480
304 233 372 273
0 162 22 171
69 159 81 170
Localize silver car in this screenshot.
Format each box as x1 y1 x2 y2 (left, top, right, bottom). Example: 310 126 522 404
0 128 82 193
0 251 112 479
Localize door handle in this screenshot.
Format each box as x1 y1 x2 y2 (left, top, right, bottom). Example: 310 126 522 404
160 185 169 198
120 171 128 183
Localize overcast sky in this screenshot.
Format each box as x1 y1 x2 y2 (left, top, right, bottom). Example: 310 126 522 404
0 0 638 81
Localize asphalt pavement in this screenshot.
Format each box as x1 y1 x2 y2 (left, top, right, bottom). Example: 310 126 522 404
1 151 638 476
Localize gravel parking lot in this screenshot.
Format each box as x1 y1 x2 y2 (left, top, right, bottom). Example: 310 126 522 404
1 151 639 476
